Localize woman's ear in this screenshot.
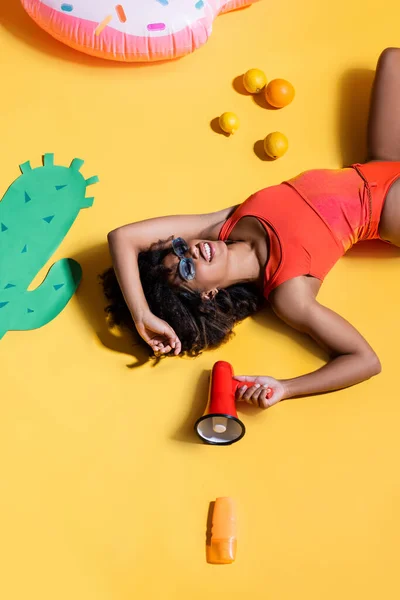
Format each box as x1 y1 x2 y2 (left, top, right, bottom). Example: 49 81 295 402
200 288 219 302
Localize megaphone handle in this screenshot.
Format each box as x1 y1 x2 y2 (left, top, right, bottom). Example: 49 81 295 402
233 380 273 400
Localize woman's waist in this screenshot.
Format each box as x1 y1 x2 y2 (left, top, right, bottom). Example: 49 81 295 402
242 182 344 256
285 168 370 251
246 184 344 293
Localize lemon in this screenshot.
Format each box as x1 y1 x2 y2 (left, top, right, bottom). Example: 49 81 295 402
243 69 267 94
263 132 288 159
219 112 240 135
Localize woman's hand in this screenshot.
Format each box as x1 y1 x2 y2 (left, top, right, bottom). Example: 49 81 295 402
135 312 182 356
234 376 287 408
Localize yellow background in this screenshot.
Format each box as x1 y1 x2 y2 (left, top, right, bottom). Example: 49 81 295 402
1 2 400 598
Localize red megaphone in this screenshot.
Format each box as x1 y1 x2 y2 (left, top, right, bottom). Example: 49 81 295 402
195 361 272 445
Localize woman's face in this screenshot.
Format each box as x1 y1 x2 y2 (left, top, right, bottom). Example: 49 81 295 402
162 239 230 293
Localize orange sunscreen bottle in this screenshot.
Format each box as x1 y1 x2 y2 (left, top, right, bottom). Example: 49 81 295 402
208 497 237 564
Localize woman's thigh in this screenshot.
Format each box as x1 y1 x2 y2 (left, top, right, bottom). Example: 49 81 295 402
379 178 400 245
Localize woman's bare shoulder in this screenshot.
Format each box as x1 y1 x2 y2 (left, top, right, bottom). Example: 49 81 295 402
205 204 239 239
269 276 322 321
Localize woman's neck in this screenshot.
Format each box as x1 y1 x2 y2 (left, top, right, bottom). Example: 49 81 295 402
223 241 266 289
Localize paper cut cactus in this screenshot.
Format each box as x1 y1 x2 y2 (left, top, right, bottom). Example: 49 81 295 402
0 154 98 338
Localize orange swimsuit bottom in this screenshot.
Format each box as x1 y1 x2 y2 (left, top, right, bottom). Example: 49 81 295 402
218 161 400 298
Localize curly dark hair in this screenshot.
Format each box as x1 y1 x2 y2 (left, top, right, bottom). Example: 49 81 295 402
100 239 263 356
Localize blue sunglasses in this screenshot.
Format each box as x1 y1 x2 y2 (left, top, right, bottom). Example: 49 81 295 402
172 237 196 281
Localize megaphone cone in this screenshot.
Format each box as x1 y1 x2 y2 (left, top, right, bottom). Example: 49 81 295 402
195 361 246 445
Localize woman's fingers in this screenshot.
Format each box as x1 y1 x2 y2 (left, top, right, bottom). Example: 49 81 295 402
258 388 271 409
159 335 181 355
236 383 261 404
152 340 172 353
236 385 249 402
251 385 265 405
147 326 181 355
167 332 182 355
137 315 181 356
243 383 261 402
236 384 272 408
161 325 181 355
155 347 172 356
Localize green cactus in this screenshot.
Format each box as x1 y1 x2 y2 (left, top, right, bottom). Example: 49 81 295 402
0 154 99 338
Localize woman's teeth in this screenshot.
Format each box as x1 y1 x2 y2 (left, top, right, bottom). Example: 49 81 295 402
204 242 212 262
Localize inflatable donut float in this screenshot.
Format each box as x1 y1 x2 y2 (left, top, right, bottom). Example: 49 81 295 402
21 0 261 62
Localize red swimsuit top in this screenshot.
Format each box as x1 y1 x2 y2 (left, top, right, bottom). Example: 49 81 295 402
218 162 400 298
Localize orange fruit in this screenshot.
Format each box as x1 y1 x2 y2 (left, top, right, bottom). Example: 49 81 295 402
263 132 288 159
243 69 267 94
219 112 240 135
265 79 295 108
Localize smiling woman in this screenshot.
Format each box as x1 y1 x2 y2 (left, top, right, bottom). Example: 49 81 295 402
100 48 400 408
101 235 262 356
162 238 238 293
